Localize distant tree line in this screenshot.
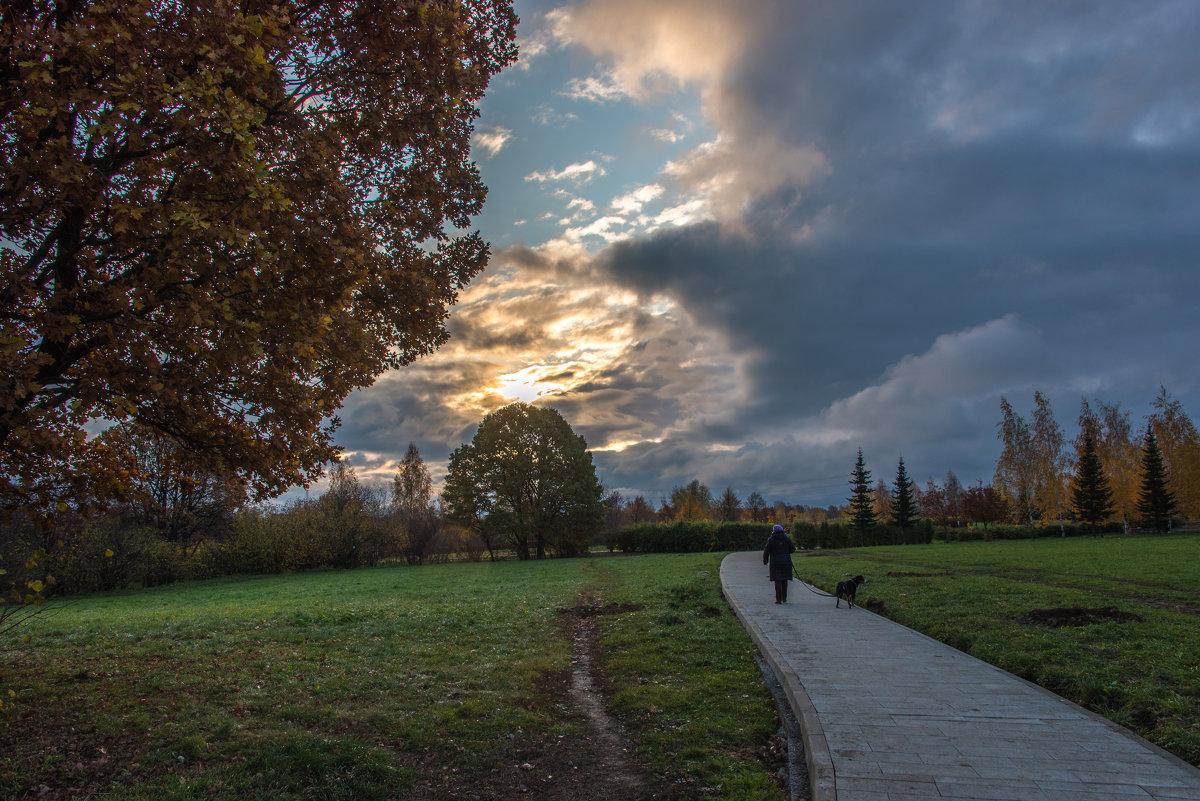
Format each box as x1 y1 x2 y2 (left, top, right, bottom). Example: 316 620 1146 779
2 402 605 605
0 429 467 601
610 387 1198 554
987 387 1193 534
615 519 935 555
5 385 1198 608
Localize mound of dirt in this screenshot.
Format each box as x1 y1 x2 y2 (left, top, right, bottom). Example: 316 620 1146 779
861 598 888 615
557 603 644 618
1019 606 1144 628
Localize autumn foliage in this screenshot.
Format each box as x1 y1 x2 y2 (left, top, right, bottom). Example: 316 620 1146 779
1 0 518 521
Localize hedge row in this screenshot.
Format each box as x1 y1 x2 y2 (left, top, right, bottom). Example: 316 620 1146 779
18 505 438 596
938 520 1129 540
615 519 937 553
614 521 768 553
613 517 1150 554
792 520 935 549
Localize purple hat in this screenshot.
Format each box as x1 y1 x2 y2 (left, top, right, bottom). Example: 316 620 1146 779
772 524 784 532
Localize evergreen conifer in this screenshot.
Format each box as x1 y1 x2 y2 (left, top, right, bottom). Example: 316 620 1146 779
1071 432 1116 532
891 457 917 528
848 449 877 530
1136 424 1176 532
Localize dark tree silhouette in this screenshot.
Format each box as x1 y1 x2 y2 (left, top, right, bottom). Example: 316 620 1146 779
1071 432 1116 532
442 403 603 560
1136 425 1176 532
847 449 877 530
392 443 437 565
746 491 767 523
891 457 917 529
717 487 741 522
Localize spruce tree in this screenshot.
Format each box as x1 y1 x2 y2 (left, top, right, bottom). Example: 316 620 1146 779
891 457 917 528
848 449 877 530
1136 425 1176 532
1071 432 1115 532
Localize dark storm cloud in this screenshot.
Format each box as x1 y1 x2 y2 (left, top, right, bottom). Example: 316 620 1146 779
328 0 1200 508
446 316 540 352
735 1 1200 152
600 137 1200 426
573 0 1200 503
335 358 501 469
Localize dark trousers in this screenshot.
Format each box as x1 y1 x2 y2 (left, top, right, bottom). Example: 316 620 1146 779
774 580 788 603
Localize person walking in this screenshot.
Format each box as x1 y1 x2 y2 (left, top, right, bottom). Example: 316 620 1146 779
763 523 796 604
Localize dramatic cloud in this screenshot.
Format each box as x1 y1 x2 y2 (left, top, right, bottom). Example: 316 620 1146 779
552 0 762 99
662 134 829 227
325 0 1200 510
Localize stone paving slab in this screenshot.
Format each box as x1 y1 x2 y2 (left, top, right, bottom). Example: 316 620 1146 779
720 551 1200 801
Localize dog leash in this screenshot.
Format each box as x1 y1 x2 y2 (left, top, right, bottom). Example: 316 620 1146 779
792 565 834 597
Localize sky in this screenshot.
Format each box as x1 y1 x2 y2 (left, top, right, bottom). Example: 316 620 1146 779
330 0 1200 509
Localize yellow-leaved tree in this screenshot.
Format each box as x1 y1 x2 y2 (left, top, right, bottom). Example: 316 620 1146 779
1 0 518 524
1149 387 1200 519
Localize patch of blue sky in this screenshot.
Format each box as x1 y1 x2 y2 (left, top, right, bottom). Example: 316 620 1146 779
472 26 710 251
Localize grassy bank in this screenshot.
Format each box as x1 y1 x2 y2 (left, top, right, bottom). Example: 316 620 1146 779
793 534 1200 766
0 554 781 800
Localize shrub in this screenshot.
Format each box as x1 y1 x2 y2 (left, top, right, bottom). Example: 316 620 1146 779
618 517 936 554
711 522 768 551
45 515 217 593
617 522 714 553
219 504 331 574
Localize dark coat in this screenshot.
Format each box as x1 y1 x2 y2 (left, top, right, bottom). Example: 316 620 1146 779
762 531 795 582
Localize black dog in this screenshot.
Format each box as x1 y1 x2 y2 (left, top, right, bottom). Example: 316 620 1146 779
835 575 867 608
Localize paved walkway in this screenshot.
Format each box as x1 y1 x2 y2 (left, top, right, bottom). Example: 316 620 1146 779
720 551 1200 801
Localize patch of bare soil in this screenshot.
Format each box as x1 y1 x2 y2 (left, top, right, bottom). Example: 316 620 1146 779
558 602 645 619
861 598 888 615
885 571 954 578
1019 606 1144 628
417 600 667 801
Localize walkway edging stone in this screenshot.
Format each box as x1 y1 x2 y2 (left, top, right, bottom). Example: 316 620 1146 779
721 560 836 801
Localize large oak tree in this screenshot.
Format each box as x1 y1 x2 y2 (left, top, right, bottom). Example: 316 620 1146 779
442 403 603 561
1 0 517 521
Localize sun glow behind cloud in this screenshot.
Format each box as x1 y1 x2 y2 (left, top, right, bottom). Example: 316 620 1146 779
496 366 567 403
482 284 673 408
321 0 1200 510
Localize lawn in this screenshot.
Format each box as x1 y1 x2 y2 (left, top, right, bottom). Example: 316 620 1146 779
4 535 1197 800
792 533 1200 766
0 554 782 800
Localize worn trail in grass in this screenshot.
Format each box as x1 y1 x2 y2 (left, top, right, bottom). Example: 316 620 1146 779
793 534 1200 767
0 555 784 800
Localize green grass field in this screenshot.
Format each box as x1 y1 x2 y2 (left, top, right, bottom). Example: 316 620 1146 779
2 535 1198 799
0 554 781 800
